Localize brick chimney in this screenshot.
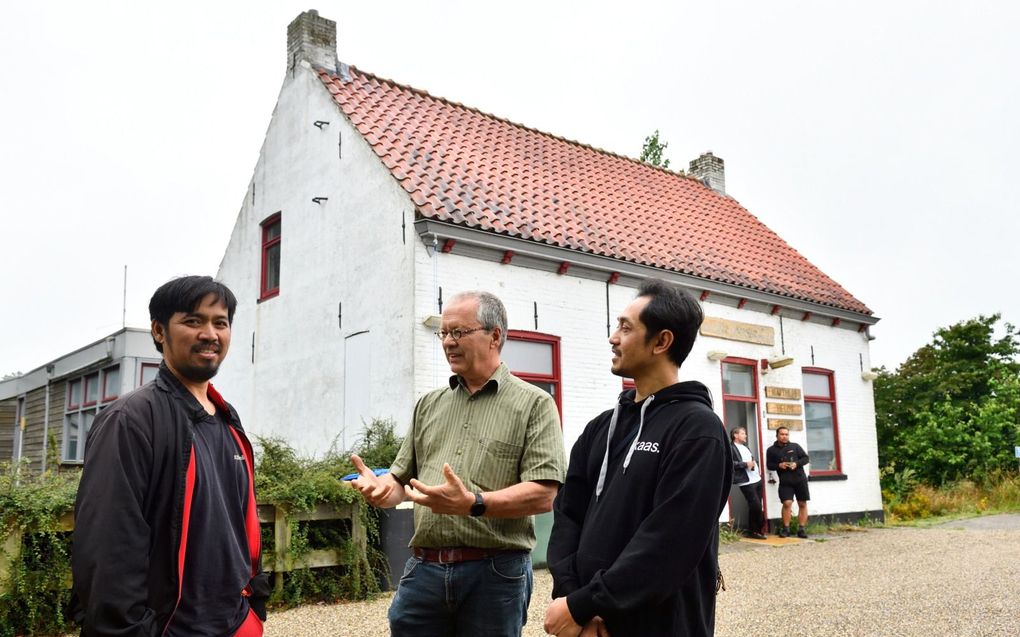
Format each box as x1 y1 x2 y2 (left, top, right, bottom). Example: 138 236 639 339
688 151 725 195
287 10 338 74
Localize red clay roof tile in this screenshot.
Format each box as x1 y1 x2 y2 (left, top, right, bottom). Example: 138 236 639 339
318 67 871 316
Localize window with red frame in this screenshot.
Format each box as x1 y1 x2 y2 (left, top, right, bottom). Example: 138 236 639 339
140 363 160 387
803 368 842 474
502 330 562 419
260 213 281 300
101 365 120 402
720 358 761 445
83 373 100 406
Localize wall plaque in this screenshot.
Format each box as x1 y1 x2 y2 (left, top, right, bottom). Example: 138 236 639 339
766 386 802 400
700 316 774 346
767 418 803 431
766 402 802 416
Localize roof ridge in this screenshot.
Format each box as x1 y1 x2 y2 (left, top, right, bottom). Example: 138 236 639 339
320 64 699 184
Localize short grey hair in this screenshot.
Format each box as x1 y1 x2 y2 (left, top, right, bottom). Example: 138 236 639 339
450 291 508 350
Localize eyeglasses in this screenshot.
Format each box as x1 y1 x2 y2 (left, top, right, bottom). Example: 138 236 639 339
435 327 489 342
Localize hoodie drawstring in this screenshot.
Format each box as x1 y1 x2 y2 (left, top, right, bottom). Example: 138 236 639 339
595 394 655 499
622 395 654 474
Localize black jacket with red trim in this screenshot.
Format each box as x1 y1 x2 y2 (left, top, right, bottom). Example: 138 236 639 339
71 363 268 637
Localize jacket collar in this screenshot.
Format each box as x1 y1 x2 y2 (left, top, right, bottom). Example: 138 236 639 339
154 362 226 422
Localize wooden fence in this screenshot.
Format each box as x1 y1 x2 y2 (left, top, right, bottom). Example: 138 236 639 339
1 501 368 595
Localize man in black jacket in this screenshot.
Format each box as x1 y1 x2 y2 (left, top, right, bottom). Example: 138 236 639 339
544 279 731 637
72 276 268 637
765 426 811 538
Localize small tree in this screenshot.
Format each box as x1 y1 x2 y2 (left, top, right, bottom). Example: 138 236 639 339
875 314 1020 486
639 130 670 169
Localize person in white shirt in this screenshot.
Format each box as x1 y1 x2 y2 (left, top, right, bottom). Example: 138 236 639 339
730 426 767 539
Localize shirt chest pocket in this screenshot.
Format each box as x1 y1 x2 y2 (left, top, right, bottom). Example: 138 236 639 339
472 437 522 491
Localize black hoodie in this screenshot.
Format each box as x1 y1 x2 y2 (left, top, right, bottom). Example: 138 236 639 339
548 381 731 637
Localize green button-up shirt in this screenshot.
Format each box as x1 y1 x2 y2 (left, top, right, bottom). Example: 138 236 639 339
390 363 566 550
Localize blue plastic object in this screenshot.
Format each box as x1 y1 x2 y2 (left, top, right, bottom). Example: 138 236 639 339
342 467 391 481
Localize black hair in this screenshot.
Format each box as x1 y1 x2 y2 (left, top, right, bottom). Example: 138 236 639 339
149 276 237 353
636 278 704 367
730 426 747 442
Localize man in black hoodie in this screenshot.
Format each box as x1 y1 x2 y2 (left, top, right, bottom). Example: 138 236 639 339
545 279 731 637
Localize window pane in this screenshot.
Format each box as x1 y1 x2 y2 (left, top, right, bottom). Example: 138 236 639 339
803 372 831 398
503 339 553 375
66 414 80 461
265 220 281 241
83 410 96 444
806 402 836 470
724 400 758 432
525 380 555 397
103 366 120 399
141 364 159 386
85 374 99 403
722 363 755 397
265 243 281 290
69 380 82 407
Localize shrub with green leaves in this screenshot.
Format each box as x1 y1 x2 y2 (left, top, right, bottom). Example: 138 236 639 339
0 461 80 637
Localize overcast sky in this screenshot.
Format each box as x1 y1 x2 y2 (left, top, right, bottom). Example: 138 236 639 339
2 1 1017 375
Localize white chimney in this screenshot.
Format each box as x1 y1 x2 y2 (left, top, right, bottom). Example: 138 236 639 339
287 10 338 74
688 151 726 195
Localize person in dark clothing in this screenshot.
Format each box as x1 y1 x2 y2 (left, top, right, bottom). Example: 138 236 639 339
71 276 268 637
730 426 767 540
765 426 811 538
545 280 731 637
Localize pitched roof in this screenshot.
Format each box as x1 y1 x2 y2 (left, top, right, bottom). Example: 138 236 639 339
318 67 871 316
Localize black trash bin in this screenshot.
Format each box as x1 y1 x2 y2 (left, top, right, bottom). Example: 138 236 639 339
377 504 414 591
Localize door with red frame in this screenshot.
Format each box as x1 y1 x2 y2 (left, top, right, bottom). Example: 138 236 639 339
720 358 767 534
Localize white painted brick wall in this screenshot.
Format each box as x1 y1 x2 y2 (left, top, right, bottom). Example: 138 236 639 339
216 63 417 456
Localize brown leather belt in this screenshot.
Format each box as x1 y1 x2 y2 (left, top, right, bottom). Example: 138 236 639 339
412 547 518 564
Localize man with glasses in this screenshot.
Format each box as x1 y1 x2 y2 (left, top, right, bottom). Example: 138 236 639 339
350 290 566 637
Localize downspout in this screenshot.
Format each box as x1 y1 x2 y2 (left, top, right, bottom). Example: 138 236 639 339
431 234 440 389
41 364 54 472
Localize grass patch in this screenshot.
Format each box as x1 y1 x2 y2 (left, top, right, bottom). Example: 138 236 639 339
883 471 1020 524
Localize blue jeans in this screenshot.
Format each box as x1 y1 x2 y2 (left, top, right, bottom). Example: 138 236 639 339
388 551 533 637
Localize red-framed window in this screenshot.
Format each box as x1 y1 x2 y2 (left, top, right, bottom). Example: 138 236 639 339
260 212 282 301
803 368 842 475
720 358 761 434
67 379 83 410
83 373 100 407
101 365 120 401
503 330 562 419
140 363 160 387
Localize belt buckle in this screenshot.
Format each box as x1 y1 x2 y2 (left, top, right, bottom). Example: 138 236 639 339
439 548 461 564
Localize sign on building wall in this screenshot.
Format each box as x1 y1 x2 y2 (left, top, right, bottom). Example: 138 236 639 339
765 386 802 400
700 316 775 346
766 402 803 416
767 418 803 431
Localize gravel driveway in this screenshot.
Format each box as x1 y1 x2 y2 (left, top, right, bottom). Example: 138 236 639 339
264 514 1020 636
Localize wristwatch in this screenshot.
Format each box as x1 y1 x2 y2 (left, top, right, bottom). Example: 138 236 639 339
469 492 486 517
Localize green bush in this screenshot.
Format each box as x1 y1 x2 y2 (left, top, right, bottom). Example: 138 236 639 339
254 418 404 606
0 460 80 637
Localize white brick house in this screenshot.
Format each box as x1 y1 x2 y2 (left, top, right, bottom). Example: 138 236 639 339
215 10 883 525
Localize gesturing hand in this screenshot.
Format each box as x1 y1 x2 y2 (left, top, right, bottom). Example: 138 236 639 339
350 454 397 508
406 463 475 515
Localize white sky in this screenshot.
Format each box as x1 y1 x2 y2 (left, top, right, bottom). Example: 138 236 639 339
2 1 1018 375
